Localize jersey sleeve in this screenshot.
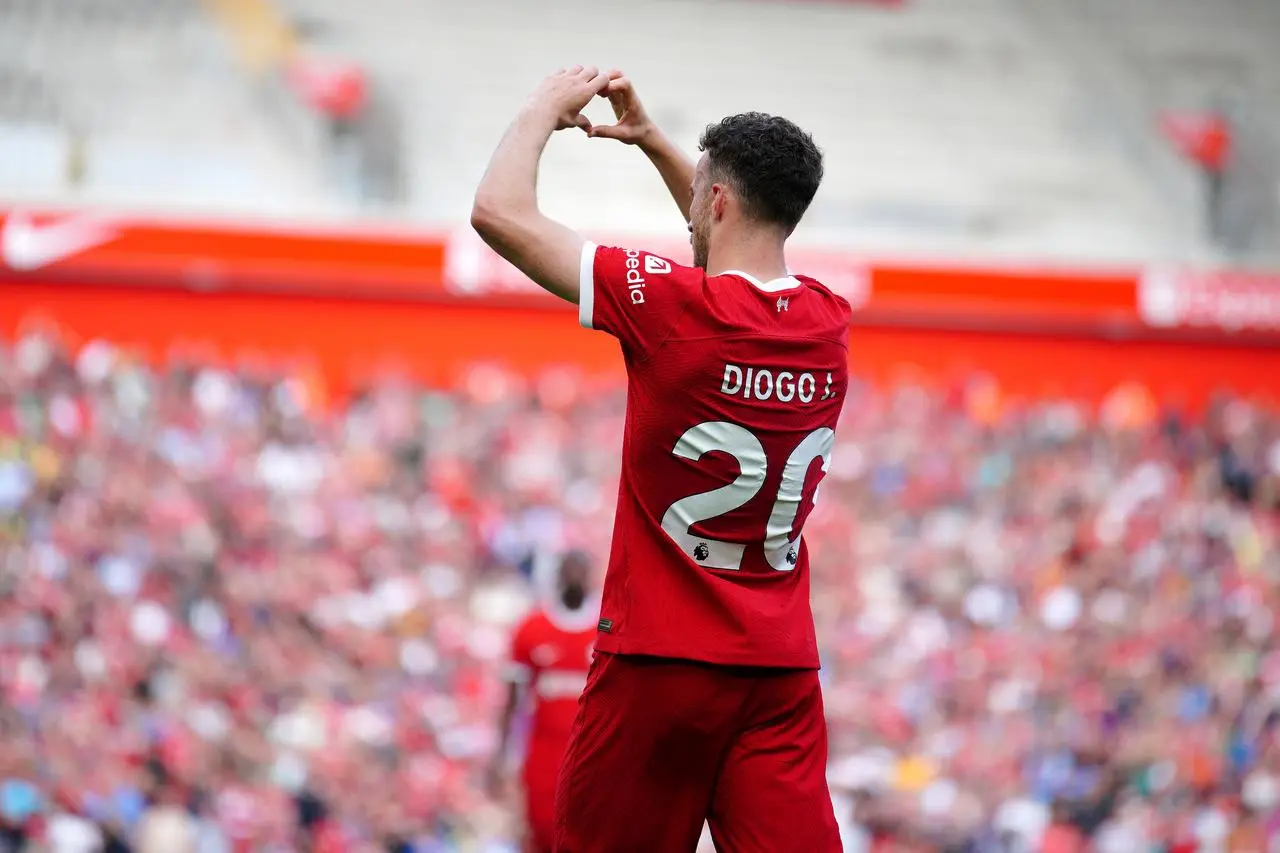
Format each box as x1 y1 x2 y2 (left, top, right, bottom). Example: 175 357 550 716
501 618 537 685
578 242 697 359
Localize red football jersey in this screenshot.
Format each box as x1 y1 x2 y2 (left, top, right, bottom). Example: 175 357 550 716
578 242 850 668
504 604 598 753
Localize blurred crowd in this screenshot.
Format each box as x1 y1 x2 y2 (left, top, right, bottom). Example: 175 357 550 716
0 327 1278 853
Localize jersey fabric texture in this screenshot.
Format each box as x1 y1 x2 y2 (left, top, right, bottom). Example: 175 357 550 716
578 242 851 669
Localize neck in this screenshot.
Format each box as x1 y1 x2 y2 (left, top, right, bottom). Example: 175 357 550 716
705 225 789 282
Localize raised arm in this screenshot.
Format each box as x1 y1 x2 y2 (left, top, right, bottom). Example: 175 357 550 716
470 66 610 304
589 72 696 223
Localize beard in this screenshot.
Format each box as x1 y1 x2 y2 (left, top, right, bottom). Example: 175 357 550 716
691 224 709 269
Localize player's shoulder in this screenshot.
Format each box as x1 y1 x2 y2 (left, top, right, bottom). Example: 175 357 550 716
786 275 854 347
588 244 705 329
790 274 855 320
595 245 705 284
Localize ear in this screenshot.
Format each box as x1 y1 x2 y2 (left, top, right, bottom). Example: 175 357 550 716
711 183 728 221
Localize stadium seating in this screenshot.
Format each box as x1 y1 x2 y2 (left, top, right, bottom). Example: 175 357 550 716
271 0 1182 260
1 0 1276 256
1026 0 1280 256
0 0 328 214
1066 0 1280 112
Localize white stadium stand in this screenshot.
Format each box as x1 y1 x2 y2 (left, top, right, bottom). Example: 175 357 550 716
0 0 327 215
2 0 1277 261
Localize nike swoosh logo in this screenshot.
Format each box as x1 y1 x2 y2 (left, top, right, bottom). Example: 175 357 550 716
1 210 118 271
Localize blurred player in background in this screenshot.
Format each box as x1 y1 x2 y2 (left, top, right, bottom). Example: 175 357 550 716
489 551 597 853
472 66 846 851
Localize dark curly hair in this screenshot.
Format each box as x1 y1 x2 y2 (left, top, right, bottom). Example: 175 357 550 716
698 112 824 234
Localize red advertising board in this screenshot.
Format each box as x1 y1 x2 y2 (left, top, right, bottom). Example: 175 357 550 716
3 205 1279 404
0 206 1142 333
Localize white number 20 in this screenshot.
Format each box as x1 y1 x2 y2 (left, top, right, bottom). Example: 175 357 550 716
660 422 835 571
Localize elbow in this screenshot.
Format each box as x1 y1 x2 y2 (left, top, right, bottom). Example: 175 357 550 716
470 194 502 242
471 189 537 244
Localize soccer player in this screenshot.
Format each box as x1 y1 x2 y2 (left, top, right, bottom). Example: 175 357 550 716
471 66 847 852
489 551 598 853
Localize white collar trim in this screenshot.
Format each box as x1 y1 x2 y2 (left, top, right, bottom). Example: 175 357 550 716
719 269 801 293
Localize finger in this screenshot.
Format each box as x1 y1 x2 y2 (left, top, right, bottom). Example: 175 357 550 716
587 124 625 140
605 81 632 119
574 114 593 133
566 64 583 76
605 78 634 113
578 65 598 80
607 68 624 80
581 66 608 93
586 69 611 97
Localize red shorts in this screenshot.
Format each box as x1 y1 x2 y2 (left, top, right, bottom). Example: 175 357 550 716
553 653 840 853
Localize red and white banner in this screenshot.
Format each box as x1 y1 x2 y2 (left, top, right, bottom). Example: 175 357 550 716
2 205 1278 343
1140 267 1280 332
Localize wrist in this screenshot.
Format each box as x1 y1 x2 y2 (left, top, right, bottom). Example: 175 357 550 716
636 124 666 154
517 102 561 132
